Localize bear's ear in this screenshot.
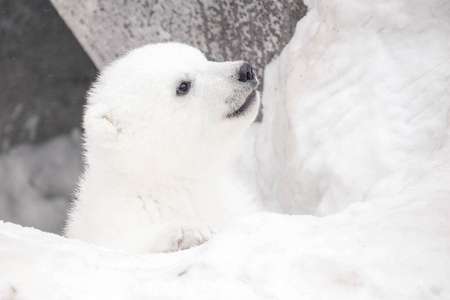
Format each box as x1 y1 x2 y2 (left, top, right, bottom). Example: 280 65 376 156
83 103 122 144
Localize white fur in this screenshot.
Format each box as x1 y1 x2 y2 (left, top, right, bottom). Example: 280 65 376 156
65 43 261 253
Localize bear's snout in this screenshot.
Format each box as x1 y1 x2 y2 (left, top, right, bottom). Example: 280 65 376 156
238 62 255 82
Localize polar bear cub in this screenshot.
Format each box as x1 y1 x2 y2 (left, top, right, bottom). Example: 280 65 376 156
65 42 260 253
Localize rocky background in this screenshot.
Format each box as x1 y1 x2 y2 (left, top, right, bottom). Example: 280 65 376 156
50 0 307 76
0 0 97 152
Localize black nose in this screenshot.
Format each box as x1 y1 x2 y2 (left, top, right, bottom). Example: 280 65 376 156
238 62 255 82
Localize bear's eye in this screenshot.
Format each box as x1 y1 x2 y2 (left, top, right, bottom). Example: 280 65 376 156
176 82 191 95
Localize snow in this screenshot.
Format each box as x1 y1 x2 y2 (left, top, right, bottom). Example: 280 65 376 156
1 168 449 299
253 0 450 216
1 0 450 299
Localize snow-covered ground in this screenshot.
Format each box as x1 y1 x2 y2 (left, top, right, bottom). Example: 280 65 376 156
1 0 450 299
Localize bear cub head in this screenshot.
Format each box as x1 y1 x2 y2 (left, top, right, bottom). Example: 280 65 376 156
83 42 260 183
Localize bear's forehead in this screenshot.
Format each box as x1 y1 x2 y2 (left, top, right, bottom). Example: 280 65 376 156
104 43 207 79
133 43 206 65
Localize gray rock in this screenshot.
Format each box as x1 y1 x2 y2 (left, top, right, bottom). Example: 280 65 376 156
0 0 97 152
50 0 307 80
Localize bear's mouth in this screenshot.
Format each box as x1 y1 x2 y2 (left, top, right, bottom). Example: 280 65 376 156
227 90 257 118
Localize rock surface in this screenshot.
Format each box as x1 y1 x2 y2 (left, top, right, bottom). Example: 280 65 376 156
49 0 307 80
0 0 97 151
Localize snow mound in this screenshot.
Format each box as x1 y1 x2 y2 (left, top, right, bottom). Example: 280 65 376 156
254 0 450 215
1 163 449 299
1 0 450 298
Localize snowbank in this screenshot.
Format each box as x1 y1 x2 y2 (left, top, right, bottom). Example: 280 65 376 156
1 164 449 299
1 0 450 298
253 0 450 215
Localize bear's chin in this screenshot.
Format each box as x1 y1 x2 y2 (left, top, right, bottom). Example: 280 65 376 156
226 90 259 119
